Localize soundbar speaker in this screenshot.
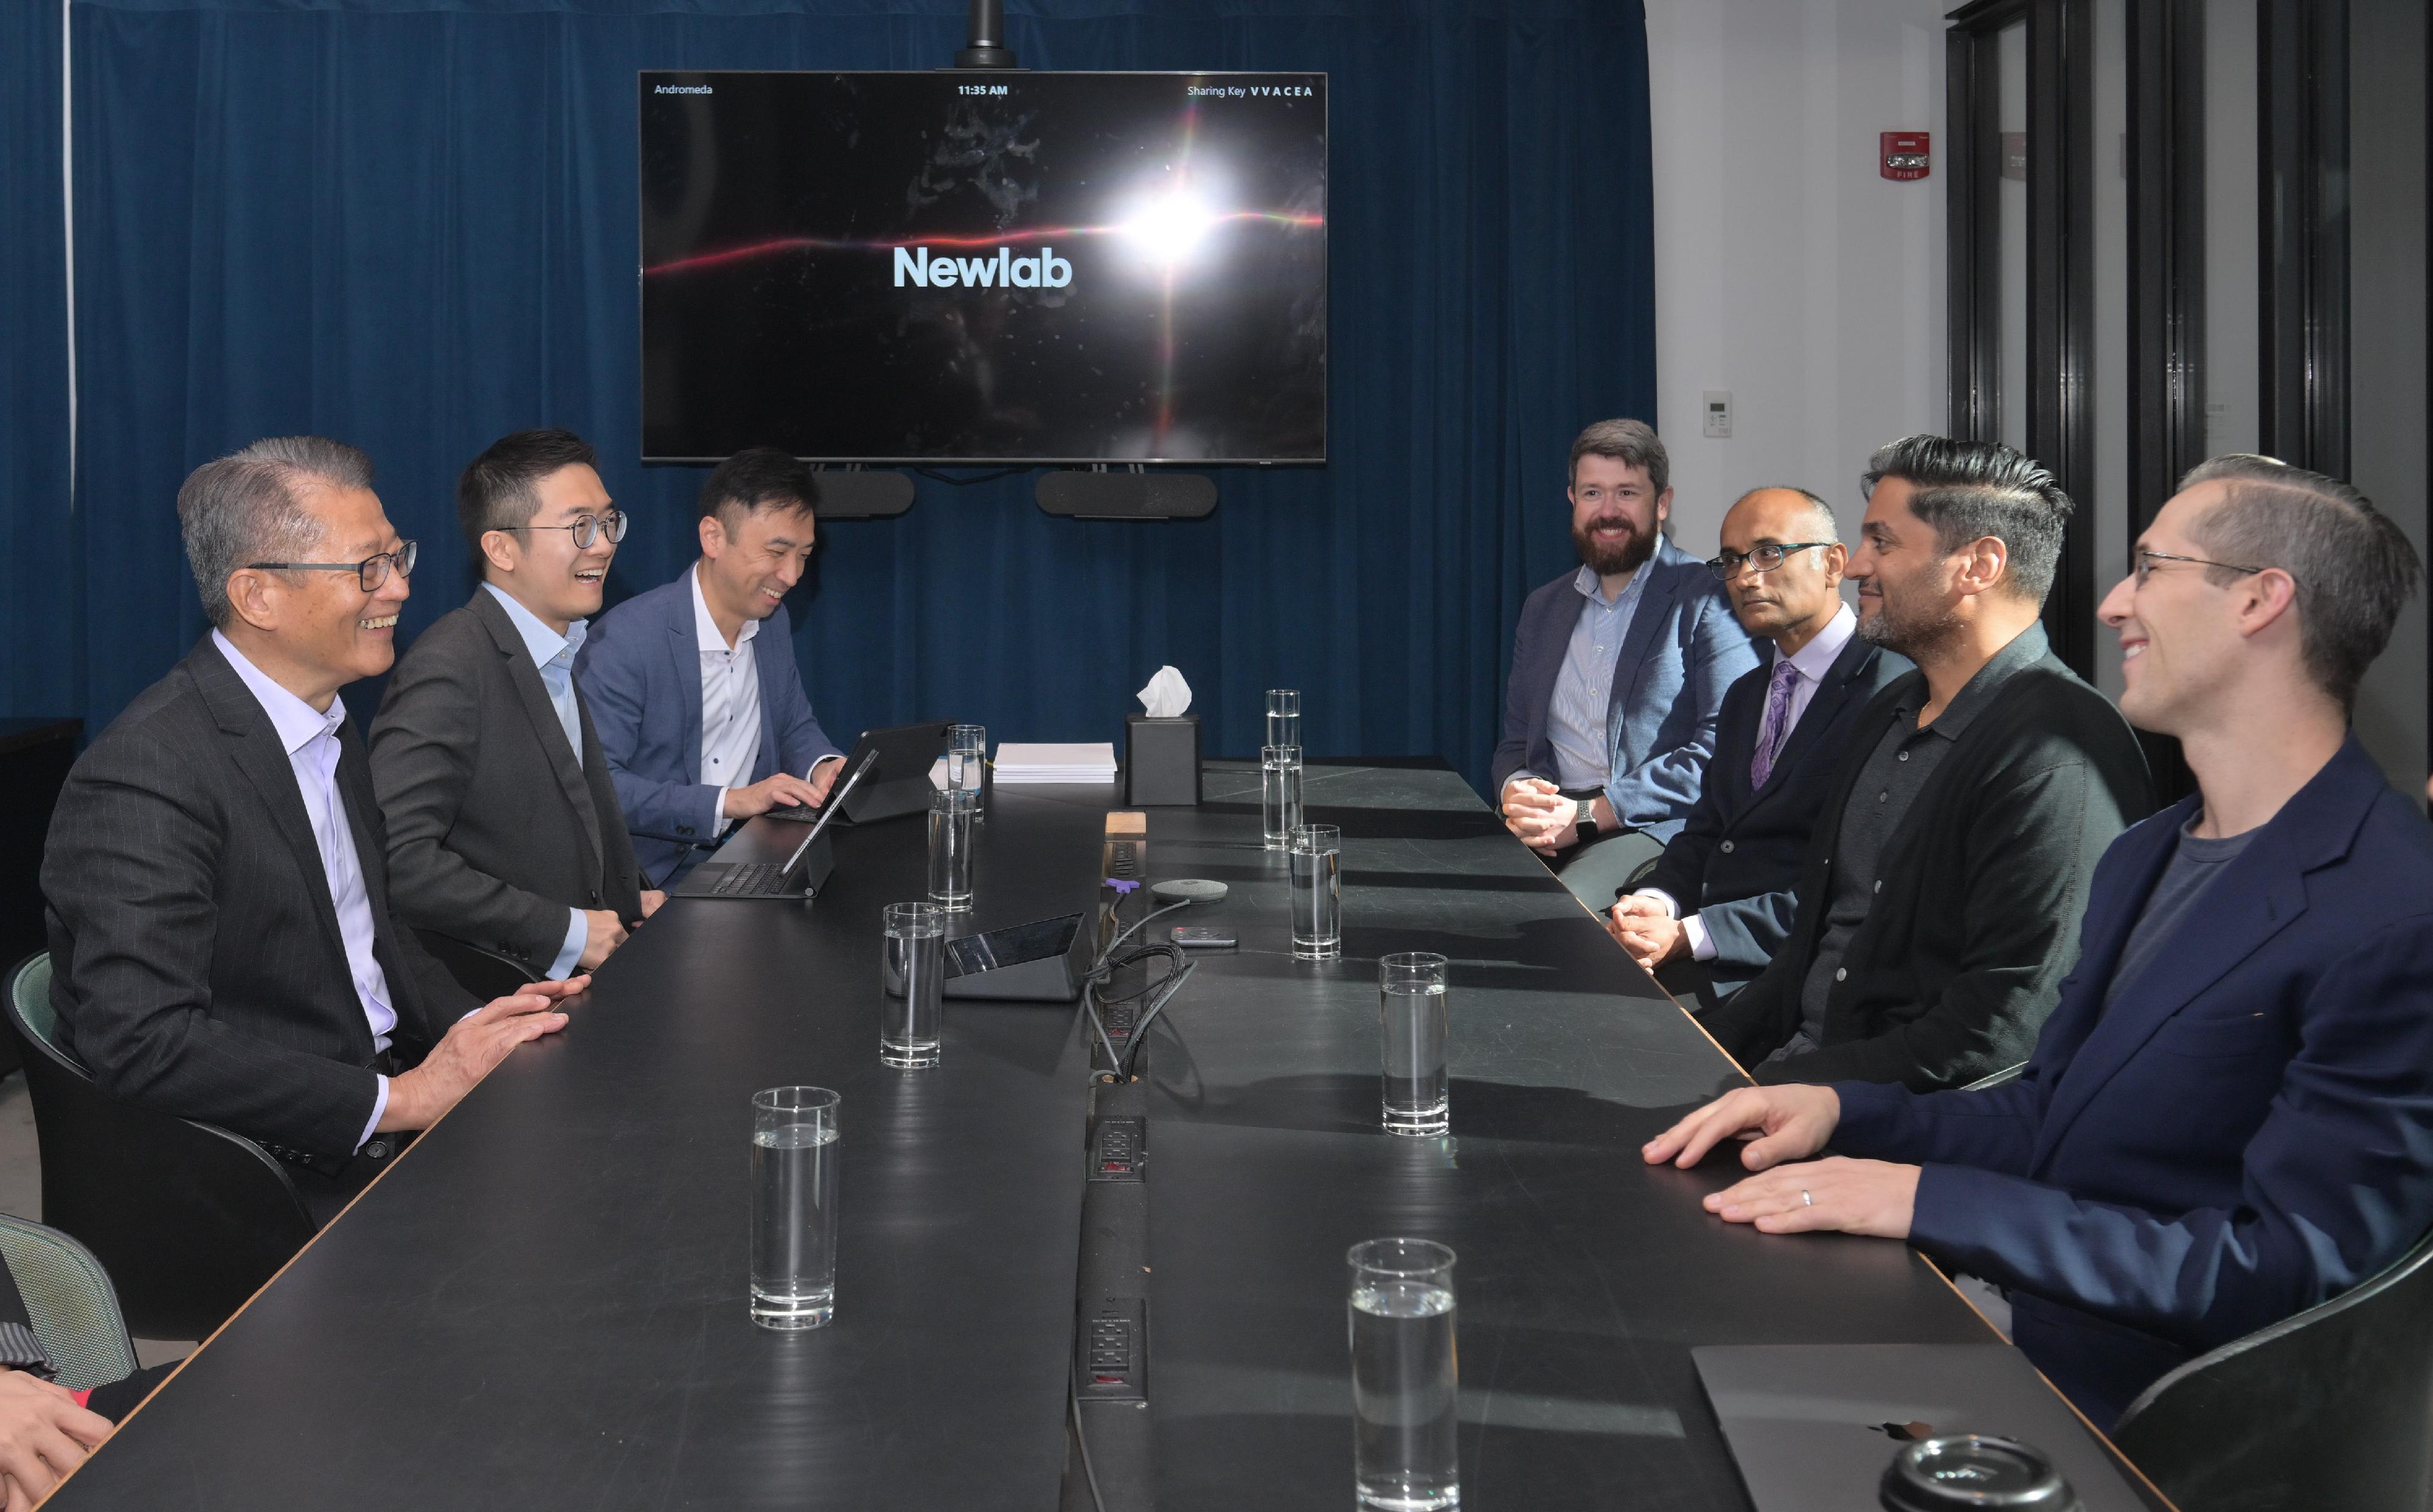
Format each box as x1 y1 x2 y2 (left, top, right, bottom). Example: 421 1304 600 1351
1035 471 1217 520
810 468 915 520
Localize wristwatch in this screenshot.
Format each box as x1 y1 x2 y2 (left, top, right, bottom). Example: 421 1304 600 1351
1573 797 1602 842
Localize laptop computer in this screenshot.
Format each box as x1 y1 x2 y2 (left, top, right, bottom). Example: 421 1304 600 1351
670 751 878 899
763 720 955 826
1692 1343 2146 1511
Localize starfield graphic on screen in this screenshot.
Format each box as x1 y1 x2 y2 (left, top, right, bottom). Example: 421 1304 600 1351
639 71 1328 463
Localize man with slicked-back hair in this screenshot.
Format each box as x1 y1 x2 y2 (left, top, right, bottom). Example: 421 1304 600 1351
1696 436 2153 1091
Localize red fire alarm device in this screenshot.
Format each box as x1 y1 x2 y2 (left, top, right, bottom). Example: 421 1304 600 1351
1881 131 1931 181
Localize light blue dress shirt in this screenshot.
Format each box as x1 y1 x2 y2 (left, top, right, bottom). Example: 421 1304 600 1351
1543 563 1651 791
211 631 395 1150
481 583 592 981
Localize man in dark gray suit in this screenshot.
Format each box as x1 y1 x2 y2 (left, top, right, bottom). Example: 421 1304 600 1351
42 437 583 1222
371 430 652 980
1609 486 1910 1008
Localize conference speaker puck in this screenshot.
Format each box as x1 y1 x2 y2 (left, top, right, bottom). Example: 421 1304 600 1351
1151 878 1229 904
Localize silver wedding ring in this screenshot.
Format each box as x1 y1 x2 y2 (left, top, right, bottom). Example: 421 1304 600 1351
1800 1188 1813 1207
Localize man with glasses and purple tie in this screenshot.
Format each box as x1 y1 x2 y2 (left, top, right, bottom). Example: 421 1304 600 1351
43 437 583 1222
1690 437 2153 1092
1608 487 1910 1010
371 429 656 984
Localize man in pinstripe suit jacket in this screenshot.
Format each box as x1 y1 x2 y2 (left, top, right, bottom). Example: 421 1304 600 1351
40 437 587 1223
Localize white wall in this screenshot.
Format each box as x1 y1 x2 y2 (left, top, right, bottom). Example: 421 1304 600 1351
1644 0 1951 558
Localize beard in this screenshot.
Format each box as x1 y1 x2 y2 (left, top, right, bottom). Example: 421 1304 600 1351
1573 516 1658 577
1856 579 1965 660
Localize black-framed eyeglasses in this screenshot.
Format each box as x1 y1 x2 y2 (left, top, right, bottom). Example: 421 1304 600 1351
1706 542 1834 581
2133 548 2267 586
246 539 418 592
503 510 628 549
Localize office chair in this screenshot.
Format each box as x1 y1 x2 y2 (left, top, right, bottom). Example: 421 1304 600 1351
412 928 544 1002
0 1213 140 1392
2112 1221 2433 1511
4 954 314 1341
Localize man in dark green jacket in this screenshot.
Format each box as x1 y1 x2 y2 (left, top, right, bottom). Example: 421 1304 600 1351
1699 437 2153 1091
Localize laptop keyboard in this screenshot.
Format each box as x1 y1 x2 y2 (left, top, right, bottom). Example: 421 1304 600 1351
710 863 787 896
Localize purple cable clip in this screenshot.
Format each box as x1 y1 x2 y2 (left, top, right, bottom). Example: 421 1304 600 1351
1105 878 1140 895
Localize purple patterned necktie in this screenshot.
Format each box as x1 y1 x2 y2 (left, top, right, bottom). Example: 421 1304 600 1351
1749 657 1802 789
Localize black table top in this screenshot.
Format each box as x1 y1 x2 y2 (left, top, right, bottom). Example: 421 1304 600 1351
52 758 2160 1510
48 783 1109 1511
1122 761 2149 1510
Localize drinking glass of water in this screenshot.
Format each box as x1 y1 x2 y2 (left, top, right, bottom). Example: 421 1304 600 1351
883 901 945 1068
1290 823 1342 960
928 786 977 912
946 723 987 810
1348 1236 1459 1511
1379 953 1450 1137
751 1086 841 1330
1265 687 1302 751
1262 743 1304 850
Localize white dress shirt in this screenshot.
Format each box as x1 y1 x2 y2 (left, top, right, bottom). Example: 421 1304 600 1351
482 583 592 980
692 566 763 829
1636 603 1858 962
212 631 396 1149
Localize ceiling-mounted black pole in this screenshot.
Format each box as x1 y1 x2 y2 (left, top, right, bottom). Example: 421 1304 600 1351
954 0 1018 69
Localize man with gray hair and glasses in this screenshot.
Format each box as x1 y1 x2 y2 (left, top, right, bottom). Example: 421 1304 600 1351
42 437 586 1224
1645 454 2433 1429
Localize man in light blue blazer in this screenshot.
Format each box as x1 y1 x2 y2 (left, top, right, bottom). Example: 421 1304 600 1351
1645 454 2433 1427
1491 419 1760 907
574 448 845 885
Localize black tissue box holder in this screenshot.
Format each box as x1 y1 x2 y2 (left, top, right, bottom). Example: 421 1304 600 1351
1124 714 1201 806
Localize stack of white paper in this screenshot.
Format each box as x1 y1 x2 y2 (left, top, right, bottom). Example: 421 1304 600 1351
992 741 1119 784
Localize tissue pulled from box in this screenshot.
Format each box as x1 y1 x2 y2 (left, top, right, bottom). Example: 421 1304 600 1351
1136 665 1193 719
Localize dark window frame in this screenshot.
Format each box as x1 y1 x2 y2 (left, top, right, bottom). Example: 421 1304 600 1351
1946 0 2100 679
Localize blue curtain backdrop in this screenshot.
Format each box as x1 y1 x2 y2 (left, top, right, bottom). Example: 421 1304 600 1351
18 0 1654 791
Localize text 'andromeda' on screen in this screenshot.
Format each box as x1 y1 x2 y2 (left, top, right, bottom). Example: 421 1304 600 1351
893 246 1074 290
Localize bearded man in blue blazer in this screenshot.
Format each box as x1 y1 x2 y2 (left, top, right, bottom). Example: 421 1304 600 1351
574 449 846 886
1492 420 1760 907
1645 454 2433 1429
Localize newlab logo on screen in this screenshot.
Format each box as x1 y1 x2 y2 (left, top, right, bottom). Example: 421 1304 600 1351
893 246 1073 290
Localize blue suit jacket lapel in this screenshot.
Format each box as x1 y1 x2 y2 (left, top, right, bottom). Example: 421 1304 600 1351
664 588 705 781
1606 545 1690 730
2030 746 2381 1165
1744 634 1869 805
751 605 789 783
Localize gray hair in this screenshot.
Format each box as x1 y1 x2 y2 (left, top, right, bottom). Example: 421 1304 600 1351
1569 418 1669 494
1861 434 2072 606
177 436 375 627
2177 453 2423 710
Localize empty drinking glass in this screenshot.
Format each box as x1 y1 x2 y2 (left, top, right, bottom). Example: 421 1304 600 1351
1289 823 1342 960
883 901 945 1068
928 786 978 911
751 1086 841 1330
1265 688 1302 751
1262 743 1304 850
1348 1237 1459 1511
1379 953 1451 1136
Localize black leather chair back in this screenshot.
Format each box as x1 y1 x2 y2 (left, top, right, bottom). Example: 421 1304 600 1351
5 953 314 1341
412 928 543 1002
2113 1222 2433 1511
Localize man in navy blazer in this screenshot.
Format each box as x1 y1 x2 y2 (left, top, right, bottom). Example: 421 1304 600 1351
1611 486 1909 1007
1493 420 1759 907
1645 453 2433 1428
574 448 845 885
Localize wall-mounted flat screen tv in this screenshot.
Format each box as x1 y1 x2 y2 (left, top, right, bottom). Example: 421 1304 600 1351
639 71 1328 464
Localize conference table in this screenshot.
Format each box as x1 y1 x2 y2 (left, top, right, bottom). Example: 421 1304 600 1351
45 757 2167 1510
